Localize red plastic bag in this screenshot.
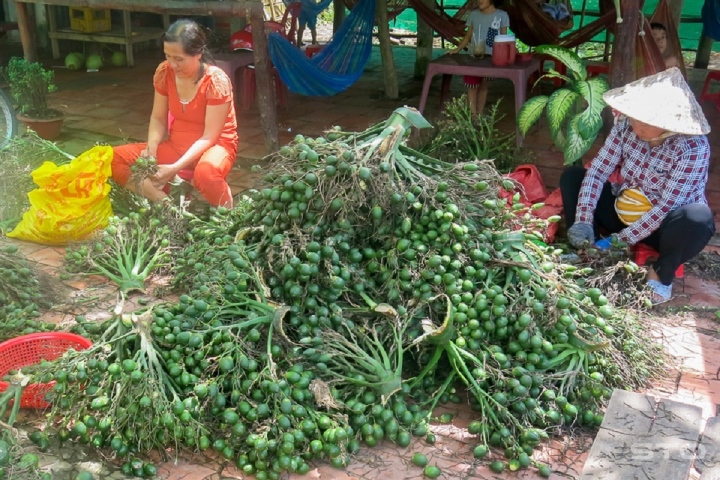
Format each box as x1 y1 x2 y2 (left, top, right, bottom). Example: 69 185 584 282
500 164 563 242
502 164 549 205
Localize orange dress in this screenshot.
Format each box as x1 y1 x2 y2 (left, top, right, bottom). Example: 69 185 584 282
112 61 239 206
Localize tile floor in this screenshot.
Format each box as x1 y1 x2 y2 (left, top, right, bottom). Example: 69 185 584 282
4 44 720 479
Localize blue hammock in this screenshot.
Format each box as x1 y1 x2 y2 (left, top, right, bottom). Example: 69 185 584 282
268 0 376 97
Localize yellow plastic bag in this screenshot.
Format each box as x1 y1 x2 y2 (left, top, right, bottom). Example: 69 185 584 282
7 145 114 245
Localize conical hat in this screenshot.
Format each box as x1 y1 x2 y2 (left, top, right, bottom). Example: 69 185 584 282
603 67 710 135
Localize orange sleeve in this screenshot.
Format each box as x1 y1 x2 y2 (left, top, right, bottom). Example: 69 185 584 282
153 62 170 96
205 67 233 106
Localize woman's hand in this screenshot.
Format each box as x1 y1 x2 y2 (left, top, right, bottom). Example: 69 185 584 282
140 146 158 159
150 164 181 185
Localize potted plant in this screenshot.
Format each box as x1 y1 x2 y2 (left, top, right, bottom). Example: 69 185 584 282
517 45 609 165
0 57 63 140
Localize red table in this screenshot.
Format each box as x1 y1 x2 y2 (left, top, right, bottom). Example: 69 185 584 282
418 54 541 146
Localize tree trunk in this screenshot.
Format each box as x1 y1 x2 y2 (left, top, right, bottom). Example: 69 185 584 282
414 0 433 79
375 0 399 98
333 0 346 35
694 29 713 69
608 0 640 89
247 4 279 152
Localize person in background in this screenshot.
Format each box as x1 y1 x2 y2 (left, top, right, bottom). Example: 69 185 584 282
560 67 713 305
650 22 680 69
449 0 510 116
297 0 320 46
111 19 238 208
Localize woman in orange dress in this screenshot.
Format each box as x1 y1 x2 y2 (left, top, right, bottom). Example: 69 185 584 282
112 19 239 207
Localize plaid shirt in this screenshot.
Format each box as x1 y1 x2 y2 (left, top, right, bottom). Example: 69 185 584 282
576 119 710 245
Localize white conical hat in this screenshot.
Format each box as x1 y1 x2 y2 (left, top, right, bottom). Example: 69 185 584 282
603 67 710 135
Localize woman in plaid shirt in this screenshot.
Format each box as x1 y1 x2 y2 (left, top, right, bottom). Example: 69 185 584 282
560 68 714 304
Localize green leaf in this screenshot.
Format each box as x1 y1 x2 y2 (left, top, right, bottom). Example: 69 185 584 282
535 45 586 81
564 117 595 165
546 89 579 135
576 106 603 140
540 69 571 85
517 96 548 136
552 127 567 151
575 78 608 140
389 107 433 129
577 78 609 115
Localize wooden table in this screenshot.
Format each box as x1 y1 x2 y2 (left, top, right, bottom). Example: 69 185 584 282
418 54 541 146
47 8 168 67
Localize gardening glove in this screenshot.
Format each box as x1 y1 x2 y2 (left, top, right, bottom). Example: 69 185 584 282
566 222 594 248
594 237 612 250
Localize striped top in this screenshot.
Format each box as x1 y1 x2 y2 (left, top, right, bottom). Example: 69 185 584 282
576 119 709 245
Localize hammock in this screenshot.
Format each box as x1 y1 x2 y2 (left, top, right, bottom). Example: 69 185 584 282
268 0 376 96
504 0 574 46
406 0 466 45
650 0 687 77
408 0 616 49
343 0 407 22
633 17 667 79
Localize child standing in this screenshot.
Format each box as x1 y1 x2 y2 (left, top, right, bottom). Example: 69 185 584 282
297 0 320 46
450 0 510 115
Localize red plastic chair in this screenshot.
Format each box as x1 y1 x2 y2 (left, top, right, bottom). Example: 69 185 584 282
536 54 567 87
586 61 610 78
699 70 720 111
303 44 323 58
240 66 288 110
242 2 301 42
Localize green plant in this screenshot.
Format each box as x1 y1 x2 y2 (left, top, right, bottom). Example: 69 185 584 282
0 57 59 119
417 97 519 173
517 45 609 165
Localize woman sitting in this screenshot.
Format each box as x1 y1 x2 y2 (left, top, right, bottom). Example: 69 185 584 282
112 19 239 208
560 67 714 304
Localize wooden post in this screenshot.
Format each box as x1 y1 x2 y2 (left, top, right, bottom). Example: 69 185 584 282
247 2 279 152
694 28 714 69
376 0 399 98
14 1 37 62
414 0 433 79
608 0 640 89
333 0 345 35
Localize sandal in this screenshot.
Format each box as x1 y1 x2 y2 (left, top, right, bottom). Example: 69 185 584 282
647 279 672 305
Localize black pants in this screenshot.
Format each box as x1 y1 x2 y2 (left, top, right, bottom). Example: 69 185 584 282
560 166 715 285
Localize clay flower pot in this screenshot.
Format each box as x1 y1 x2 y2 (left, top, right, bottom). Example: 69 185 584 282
17 113 64 141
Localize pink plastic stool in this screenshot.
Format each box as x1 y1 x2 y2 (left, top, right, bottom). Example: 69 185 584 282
631 243 684 278
240 66 288 111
